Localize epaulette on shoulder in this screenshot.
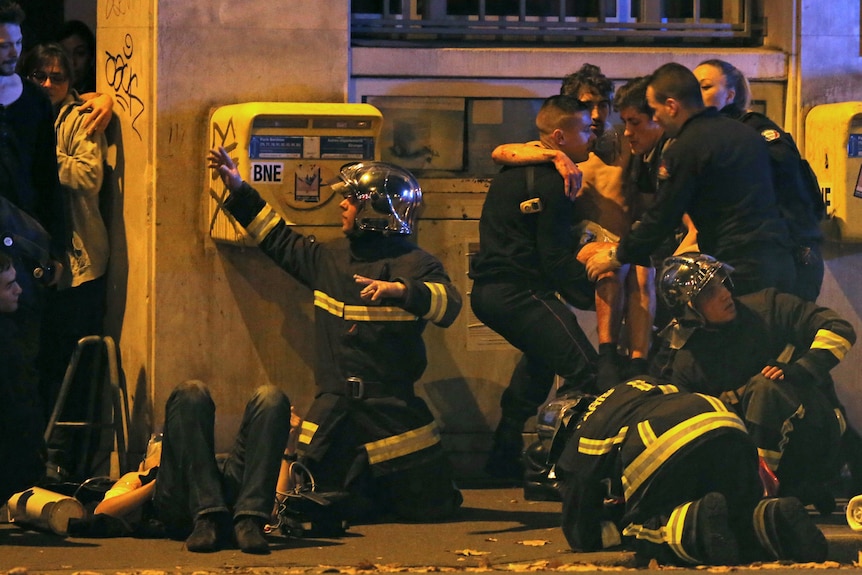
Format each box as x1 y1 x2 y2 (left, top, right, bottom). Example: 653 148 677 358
761 128 782 143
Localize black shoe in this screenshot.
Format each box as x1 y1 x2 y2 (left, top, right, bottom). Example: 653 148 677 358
485 421 525 482
234 516 269 554
752 497 827 563
686 492 740 566
522 440 562 501
523 478 563 501
186 514 222 553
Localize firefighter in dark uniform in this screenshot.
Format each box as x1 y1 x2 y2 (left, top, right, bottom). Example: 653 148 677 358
653 252 855 513
556 376 828 566
693 59 826 302
586 63 797 297
208 148 463 522
470 95 598 479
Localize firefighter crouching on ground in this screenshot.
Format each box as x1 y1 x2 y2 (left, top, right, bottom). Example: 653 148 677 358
653 253 856 514
556 376 828 566
208 148 463 522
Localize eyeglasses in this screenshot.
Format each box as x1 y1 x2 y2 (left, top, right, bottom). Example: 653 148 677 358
29 71 68 84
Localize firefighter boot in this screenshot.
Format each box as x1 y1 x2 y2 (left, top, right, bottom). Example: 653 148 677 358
679 492 740 566
750 497 827 563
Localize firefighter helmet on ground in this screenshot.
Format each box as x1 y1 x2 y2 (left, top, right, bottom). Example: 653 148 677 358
329 162 422 235
659 252 734 313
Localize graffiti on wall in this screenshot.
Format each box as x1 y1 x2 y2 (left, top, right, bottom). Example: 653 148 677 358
104 0 134 20
104 33 145 140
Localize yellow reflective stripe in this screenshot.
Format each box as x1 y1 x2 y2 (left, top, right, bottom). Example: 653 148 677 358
697 393 730 413
246 204 281 244
422 282 448 323
623 411 747 499
757 447 782 471
638 420 657 446
752 499 779 559
344 306 416 321
298 420 319 446
667 501 699 564
578 426 628 456
836 408 847 436
811 329 852 361
313 290 419 322
314 291 344 316
658 384 680 394
364 422 441 465
621 521 666 545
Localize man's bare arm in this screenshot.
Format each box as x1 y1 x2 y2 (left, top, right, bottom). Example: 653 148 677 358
491 142 583 199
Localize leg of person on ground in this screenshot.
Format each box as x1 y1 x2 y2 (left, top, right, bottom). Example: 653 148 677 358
221 384 291 554
152 380 232 552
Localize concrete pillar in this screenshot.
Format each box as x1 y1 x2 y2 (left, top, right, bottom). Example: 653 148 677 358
97 1 349 454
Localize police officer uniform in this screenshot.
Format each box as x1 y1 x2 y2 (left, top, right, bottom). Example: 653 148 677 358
222 173 463 523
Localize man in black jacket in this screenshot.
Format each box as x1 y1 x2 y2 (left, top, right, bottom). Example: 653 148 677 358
586 63 796 297
470 95 598 479
0 251 44 503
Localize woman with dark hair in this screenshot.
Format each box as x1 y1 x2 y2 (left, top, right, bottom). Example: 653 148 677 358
20 42 109 481
57 19 95 94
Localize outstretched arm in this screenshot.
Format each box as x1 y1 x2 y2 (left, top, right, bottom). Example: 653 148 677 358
354 274 407 302
208 146 244 193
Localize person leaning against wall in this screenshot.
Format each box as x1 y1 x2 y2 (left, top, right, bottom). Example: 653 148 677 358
19 42 110 483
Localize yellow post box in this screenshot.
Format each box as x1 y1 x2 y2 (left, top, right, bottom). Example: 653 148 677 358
805 102 862 242
206 102 383 245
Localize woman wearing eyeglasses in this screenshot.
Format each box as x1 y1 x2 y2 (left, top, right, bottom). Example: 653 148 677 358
19 42 110 482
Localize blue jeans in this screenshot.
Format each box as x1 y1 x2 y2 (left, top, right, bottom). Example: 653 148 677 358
153 380 291 536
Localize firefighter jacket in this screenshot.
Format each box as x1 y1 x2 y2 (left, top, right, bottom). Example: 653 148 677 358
222 182 462 476
659 288 855 400
556 377 751 552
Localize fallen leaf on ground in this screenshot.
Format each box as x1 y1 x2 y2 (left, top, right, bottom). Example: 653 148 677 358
516 540 551 546
453 549 491 556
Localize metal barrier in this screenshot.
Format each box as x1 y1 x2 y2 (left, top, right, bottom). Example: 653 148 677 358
44 335 131 478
